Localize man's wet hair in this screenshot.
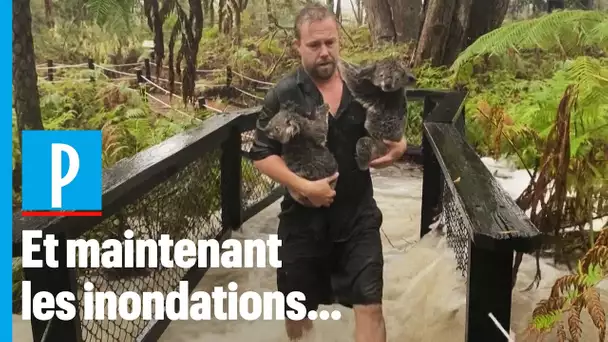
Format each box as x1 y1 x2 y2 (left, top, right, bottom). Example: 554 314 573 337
294 3 337 40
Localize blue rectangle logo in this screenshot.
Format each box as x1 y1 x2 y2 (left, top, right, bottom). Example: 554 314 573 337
21 130 102 216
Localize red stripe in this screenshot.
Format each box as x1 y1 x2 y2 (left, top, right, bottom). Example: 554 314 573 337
21 211 102 217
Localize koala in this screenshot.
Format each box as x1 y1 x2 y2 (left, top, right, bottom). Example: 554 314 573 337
258 101 338 207
338 58 417 170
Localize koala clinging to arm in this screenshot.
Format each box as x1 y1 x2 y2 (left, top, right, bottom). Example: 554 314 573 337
338 58 417 171
257 101 338 207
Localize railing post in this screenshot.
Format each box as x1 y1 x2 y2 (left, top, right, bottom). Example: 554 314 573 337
23 232 82 342
87 58 94 82
47 60 53 81
420 96 441 238
144 58 151 80
136 69 144 83
221 127 242 231
226 66 232 88
465 244 514 342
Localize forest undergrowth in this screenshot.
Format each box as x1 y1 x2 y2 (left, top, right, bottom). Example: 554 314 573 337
13 5 608 340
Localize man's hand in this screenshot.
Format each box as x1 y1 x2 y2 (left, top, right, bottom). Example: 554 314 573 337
368 138 407 169
298 172 339 208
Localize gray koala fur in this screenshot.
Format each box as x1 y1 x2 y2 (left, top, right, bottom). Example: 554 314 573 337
258 101 338 207
338 58 417 170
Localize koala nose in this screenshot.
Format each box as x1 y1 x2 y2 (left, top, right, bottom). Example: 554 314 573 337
408 75 417 83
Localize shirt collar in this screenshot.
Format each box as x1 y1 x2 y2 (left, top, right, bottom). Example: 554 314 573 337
296 66 318 96
295 65 353 119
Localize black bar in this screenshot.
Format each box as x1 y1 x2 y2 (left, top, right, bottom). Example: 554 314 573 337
47 60 53 81
419 96 440 238
226 66 232 88
144 58 151 80
465 241 514 342
87 58 94 82
221 127 242 230
23 233 82 342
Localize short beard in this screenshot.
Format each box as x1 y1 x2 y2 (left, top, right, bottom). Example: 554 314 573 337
306 61 336 82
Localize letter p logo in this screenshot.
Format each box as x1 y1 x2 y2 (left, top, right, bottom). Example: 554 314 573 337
21 130 102 216
51 143 80 208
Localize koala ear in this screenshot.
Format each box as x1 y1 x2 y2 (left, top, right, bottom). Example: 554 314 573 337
285 119 300 138
399 58 414 70
317 103 330 115
358 64 376 79
256 117 270 132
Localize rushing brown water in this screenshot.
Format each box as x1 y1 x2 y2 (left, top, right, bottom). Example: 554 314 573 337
12 163 607 342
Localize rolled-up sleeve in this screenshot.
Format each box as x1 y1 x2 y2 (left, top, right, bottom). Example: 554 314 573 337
248 88 282 161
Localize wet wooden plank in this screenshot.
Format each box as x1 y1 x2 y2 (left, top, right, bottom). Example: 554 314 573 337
424 91 466 123
423 122 541 252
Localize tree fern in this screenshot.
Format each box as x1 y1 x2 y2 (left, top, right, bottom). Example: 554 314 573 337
505 57 608 161
451 10 608 74
565 56 608 108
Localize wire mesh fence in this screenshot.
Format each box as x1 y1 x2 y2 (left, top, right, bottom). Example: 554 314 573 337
441 179 471 278
76 150 223 341
71 130 281 341
240 129 281 212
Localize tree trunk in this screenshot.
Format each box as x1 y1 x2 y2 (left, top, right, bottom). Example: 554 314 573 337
210 1 215 27
223 5 233 35
363 0 395 44
388 0 421 43
442 0 473 65
580 0 594 9
234 9 242 44
44 0 53 28
465 0 509 46
413 0 456 66
335 0 342 21
218 0 226 32
13 0 43 135
418 0 427 41
363 0 421 45
203 0 215 27
414 0 509 67
547 0 565 12
13 0 44 195
265 0 273 30
349 0 364 25
227 0 247 44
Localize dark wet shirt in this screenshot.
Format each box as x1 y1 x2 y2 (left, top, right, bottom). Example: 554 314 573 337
249 66 378 241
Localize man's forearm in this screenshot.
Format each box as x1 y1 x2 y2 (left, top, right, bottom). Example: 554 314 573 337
253 156 309 194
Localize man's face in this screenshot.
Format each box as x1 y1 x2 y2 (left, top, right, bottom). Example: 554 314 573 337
295 17 340 82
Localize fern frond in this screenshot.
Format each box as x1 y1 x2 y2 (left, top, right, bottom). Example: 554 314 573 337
451 10 608 74
565 57 608 108
568 303 584 341
583 287 606 341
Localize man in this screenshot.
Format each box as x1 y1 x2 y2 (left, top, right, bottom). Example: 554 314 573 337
249 3 407 342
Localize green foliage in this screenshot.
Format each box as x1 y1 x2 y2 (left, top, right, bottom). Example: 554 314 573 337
452 10 608 76
34 21 149 64
526 228 608 341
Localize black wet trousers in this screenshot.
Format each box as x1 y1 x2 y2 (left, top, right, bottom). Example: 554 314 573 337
276 202 384 313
